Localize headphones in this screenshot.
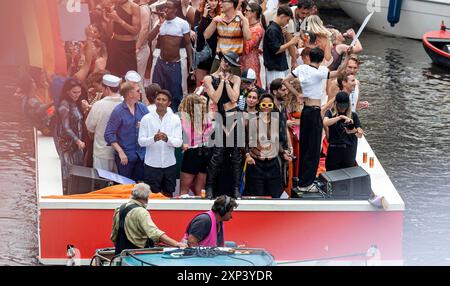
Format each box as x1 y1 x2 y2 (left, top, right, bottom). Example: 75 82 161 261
218 196 231 217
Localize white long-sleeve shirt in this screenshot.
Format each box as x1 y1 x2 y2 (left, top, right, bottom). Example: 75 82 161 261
138 109 182 168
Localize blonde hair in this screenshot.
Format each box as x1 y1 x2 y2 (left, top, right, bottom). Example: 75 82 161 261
120 82 136 98
305 15 332 39
178 94 208 134
331 99 352 119
328 28 341 45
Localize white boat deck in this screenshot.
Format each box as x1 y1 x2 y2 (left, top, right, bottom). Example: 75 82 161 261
36 132 404 211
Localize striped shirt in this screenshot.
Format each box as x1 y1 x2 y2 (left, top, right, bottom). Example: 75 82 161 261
216 15 244 55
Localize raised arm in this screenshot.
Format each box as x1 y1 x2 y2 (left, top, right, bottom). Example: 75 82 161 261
136 5 151 51
109 4 141 36
73 41 95 83
337 29 363 55
204 16 221 40
329 48 352 79
224 75 241 103
204 75 223 104
237 11 251 41
283 73 303 98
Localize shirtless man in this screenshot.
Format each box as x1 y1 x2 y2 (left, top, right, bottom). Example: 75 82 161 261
150 0 193 112
104 0 141 77
326 55 369 112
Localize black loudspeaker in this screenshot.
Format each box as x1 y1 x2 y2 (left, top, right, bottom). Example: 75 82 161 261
318 166 372 200
67 165 111 195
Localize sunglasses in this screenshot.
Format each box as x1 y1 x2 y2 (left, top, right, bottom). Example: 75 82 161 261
245 8 253 12
259 102 274 109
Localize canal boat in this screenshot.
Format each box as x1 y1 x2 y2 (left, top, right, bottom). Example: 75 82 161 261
90 247 276 266
337 0 450 40
423 21 450 69
35 129 405 266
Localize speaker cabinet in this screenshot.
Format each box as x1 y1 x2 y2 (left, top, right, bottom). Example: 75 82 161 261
318 166 372 200
67 165 111 195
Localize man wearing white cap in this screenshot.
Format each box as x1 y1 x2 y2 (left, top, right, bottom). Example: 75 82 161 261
125 70 146 103
85 75 123 172
125 70 142 83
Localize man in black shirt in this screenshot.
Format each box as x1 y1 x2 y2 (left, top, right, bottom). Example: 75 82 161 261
323 92 363 171
183 195 238 247
263 6 299 90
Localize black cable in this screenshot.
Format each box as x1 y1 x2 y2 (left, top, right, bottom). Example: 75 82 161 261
226 254 256 266
89 255 97 266
109 255 121 266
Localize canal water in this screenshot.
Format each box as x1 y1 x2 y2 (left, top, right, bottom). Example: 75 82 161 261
0 10 449 265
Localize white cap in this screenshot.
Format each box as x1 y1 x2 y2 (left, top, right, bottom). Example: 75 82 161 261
102 74 122 88
125 70 142 83
242 68 256 82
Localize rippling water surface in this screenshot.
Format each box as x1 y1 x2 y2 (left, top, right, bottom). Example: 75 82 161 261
0 10 449 266
0 70 38 265
322 10 450 265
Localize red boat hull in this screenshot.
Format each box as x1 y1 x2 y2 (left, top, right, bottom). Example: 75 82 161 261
422 29 450 69
39 206 403 265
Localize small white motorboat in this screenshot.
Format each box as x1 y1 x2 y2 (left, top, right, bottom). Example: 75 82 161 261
337 0 450 40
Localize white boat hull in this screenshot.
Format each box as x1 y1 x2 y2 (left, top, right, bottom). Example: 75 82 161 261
337 0 450 39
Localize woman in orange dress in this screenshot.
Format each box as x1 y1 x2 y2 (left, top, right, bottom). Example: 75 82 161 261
241 2 264 87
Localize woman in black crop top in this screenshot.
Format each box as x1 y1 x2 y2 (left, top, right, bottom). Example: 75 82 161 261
104 0 141 77
202 52 243 200
203 52 241 117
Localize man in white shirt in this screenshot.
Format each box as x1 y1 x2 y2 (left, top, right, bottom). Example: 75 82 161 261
138 90 182 197
85 74 123 172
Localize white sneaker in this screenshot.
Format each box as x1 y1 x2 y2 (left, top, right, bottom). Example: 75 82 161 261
368 195 386 209
298 184 320 193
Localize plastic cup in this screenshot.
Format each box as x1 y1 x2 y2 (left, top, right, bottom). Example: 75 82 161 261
363 152 368 164
369 157 375 168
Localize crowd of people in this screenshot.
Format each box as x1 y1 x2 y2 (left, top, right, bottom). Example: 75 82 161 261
17 0 370 199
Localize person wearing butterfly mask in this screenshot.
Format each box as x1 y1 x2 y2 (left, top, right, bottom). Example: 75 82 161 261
244 94 285 198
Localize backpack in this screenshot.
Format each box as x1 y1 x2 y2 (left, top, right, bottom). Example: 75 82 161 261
193 26 212 69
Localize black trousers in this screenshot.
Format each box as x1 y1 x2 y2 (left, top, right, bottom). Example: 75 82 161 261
206 146 242 196
144 164 177 196
298 106 323 188
245 158 283 198
325 145 356 171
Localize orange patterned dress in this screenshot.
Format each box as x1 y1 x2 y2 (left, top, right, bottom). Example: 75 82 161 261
241 22 264 87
